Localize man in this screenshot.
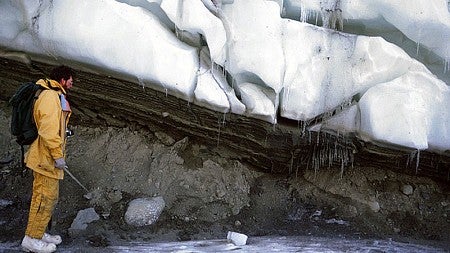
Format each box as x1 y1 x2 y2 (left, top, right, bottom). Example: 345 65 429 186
21 65 74 253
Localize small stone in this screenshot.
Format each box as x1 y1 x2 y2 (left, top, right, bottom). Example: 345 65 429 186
347 205 358 217
401 184 414 195
155 131 175 146
369 201 380 212
0 199 13 209
235 220 241 227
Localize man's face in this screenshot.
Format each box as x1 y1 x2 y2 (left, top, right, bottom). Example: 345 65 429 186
61 76 73 90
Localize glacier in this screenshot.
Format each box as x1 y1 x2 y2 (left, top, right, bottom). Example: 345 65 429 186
0 0 449 153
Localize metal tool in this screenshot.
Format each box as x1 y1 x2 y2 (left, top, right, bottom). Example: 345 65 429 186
63 166 89 192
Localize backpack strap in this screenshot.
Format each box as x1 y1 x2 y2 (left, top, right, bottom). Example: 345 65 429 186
20 145 27 177
20 86 44 177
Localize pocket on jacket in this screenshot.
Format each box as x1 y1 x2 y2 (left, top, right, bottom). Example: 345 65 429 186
38 161 55 172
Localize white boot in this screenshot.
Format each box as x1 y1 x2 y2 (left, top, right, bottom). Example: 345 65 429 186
42 233 62 245
21 235 56 253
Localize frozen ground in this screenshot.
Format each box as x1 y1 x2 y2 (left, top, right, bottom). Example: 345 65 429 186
0 236 448 253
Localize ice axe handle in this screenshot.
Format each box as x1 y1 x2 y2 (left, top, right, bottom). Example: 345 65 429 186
63 166 89 193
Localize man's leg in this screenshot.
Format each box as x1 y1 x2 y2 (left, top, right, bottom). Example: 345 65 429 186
25 171 59 239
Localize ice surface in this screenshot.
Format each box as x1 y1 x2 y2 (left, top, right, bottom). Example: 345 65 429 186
286 0 450 61
161 0 227 65
359 71 450 151
0 0 449 153
308 105 359 135
1 236 447 252
0 0 199 100
239 82 277 123
195 48 230 113
222 0 286 94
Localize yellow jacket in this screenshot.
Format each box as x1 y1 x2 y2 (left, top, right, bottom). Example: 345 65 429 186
25 79 71 179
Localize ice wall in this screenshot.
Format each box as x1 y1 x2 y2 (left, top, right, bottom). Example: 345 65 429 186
0 0 449 153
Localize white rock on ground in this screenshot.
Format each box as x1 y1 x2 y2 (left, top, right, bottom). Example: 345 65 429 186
125 196 165 227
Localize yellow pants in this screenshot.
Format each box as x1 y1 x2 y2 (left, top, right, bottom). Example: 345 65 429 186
25 171 59 239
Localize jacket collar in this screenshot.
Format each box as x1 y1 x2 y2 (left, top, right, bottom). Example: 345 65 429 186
36 79 67 94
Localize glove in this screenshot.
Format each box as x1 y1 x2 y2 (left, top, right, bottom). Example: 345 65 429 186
54 158 66 170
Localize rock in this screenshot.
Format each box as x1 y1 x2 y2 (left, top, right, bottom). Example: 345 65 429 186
155 132 175 146
107 189 123 203
69 208 100 236
125 197 165 227
401 184 414 195
0 199 12 209
368 201 380 212
346 205 358 218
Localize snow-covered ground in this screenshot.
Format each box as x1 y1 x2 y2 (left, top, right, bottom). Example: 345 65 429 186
0 1 449 152
1 236 448 252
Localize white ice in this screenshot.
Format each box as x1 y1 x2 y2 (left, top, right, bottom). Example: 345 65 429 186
286 0 450 62
1 235 447 252
0 0 449 153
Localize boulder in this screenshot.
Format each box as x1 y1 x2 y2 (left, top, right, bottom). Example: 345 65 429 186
125 197 165 227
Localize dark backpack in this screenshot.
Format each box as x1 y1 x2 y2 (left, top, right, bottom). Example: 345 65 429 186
9 82 46 172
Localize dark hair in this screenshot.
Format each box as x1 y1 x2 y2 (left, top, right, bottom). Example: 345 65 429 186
49 65 75 82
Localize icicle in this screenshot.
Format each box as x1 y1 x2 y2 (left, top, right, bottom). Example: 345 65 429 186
334 141 338 162
137 77 145 90
444 59 449 74
302 120 308 136
313 149 318 178
176 0 183 40
222 63 226 77
300 2 311 22
319 0 343 30
328 143 333 168
416 41 420 56
407 150 416 168
216 116 222 146
221 112 226 125
315 12 319 26
165 88 168 97
289 151 294 174
415 149 420 174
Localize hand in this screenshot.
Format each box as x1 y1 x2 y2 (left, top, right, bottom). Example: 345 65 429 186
54 158 66 170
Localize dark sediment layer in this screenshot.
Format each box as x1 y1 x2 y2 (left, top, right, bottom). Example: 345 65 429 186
1 57 449 182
